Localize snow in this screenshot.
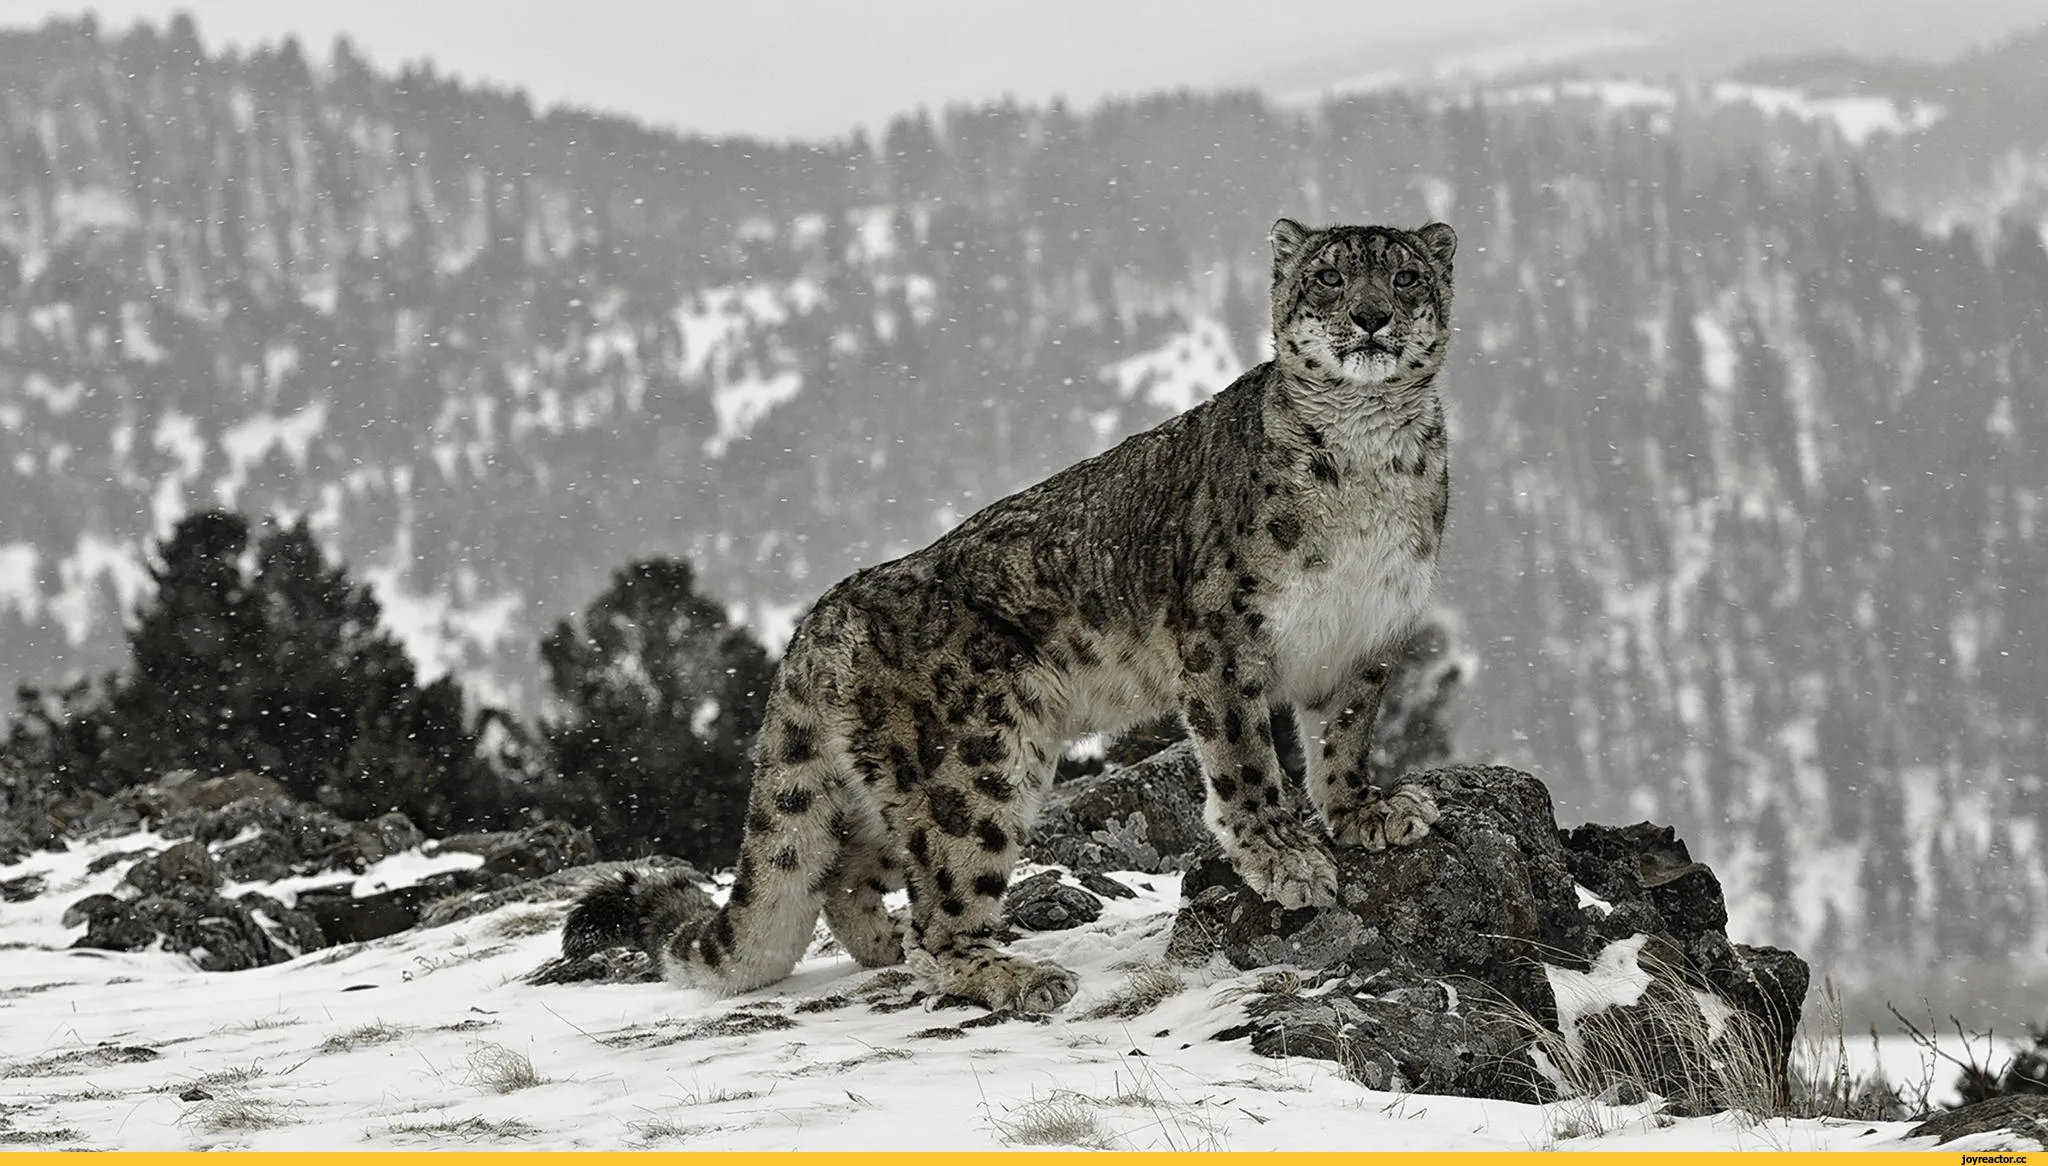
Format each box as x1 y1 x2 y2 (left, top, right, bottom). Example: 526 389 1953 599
707 370 804 457
1277 29 1654 104
0 541 37 621
152 409 207 480
0 837 2025 1151
23 371 87 416
120 302 167 363
1545 934 1653 1054
1709 83 1945 147
1100 317 1242 414
1488 79 1944 146
672 285 790 383
216 399 329 509
362 562 523 689
740 598 807 656
52 186 139 237
46 530 152 646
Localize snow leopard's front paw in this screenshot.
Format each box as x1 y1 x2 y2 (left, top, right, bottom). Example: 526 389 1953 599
975 957 1081 1014
1230 820 1339 908
1325 783 1440 851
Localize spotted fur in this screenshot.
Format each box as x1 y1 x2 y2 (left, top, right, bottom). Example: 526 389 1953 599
567 218 1458 1012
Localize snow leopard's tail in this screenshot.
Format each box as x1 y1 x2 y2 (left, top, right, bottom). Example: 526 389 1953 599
560 868 716 970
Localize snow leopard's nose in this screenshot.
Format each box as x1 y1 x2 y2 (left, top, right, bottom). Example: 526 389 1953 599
1350 305 1392 334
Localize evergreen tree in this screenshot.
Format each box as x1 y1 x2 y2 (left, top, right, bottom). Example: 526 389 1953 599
538 558 773 864
5 511 506 831
104 511 270 784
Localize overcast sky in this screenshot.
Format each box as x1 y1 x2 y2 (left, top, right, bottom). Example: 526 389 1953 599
22 0 1566 140
17 1 2039 141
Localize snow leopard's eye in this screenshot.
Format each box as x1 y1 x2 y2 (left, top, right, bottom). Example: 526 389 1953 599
1394 270 1420 288
1314 269 1342 287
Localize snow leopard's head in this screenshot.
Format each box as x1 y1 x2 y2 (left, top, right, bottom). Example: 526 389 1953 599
1269 219 1456 389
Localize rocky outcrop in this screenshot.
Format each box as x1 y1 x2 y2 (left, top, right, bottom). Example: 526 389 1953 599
1027 740 1210 874
49 770 596 968
295 821 601 944
62 838 327 972
1908 1095 2048 1148
1002 870 1104 931
1172 765 1809 1107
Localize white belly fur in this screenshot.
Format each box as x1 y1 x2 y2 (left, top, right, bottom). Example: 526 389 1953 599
1265 522 1436 705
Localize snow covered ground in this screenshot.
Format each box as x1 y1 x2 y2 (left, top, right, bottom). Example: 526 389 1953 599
0 830 2026 1151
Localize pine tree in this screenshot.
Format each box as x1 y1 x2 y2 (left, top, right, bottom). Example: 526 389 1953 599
104 511 270 784
538 558 773 864
8 511 507 831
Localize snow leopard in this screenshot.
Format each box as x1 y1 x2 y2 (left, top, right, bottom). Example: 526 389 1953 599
562 217 1459 1013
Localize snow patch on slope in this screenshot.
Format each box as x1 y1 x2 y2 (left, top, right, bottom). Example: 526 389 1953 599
1101 316 1242 414
216 399 329 509
707 370 803 457
47 531 151 645
0 542 38 622
1709 82 1945 147
0 852 1992 1152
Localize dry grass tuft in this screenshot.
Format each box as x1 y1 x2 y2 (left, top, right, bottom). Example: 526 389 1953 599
381 1115 540 1143
319 1021 407 1054
1081 961 1187 1020
1783 978 1933 1121
465 1043 544 1094
991 1091 1119 1150
0 1126 81 1145
1481 945 1788 1139
493 907 567 939
985 1058 1228 1152
179 1093 292 1133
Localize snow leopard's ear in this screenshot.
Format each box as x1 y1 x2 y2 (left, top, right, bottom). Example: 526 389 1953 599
1270 218 1312 272
1415 221 1457 270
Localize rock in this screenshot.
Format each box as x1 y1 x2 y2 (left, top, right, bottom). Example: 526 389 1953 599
1171 765 1810 1107
122 840 220 901
366 812 427 859
238 890 327 956
172 770 289 811
1561 822 1808 1088
296 880 443 945
292 825 610 943
172 796 361 881
61 893 121 929
420 856 701 928
87 847 157 875
164 796 429 883
1003 871 1104 931
1028 740 1211 874
1 872 46 902
69 889 325 971
1077 871 1138 900
1221 980 1530 1096
431 820 596 881
1907 1095 2048 1148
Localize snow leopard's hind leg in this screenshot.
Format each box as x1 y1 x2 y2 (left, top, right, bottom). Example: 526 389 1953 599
685 691 853 993
900 709 1075 1013
818 771 908 968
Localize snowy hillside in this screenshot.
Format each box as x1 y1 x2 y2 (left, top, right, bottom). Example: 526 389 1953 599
0 831 2021 1152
